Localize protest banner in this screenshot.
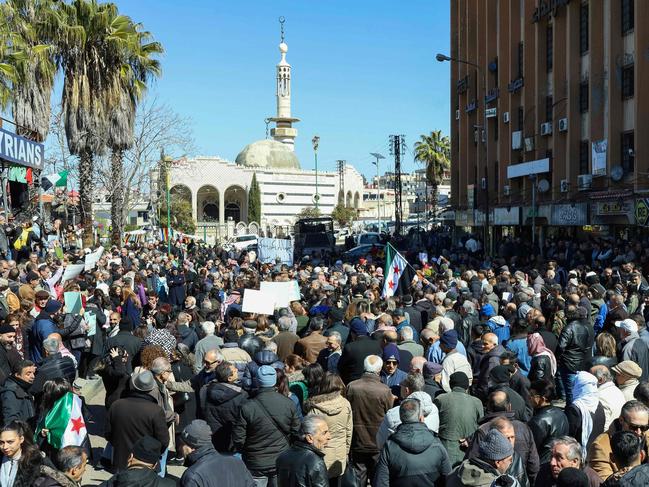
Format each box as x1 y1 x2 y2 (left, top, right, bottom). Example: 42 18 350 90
242 289 275 315
260 281 301 309
62 264 84 282
257 237 294 266
84 246 104 271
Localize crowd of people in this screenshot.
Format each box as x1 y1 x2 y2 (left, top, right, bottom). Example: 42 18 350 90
1 221 649 486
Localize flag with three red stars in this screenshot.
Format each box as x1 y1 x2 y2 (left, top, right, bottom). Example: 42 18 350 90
35 392 87 449
382 243 413 298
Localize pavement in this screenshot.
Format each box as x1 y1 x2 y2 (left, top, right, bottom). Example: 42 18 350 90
78 378 187 485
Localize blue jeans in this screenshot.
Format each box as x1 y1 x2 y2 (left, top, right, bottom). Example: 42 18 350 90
559 367 577 405
251 475 277 487
158 448 168 478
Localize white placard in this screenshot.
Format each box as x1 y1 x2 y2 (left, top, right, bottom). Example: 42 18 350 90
62 264 84 282
242 289 276 315
260 281 301 309
84 246 104 271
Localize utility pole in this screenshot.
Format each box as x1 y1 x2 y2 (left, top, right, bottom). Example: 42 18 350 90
312 136 320 210
336 159 346 205
389 135 405 235
370 153 385 231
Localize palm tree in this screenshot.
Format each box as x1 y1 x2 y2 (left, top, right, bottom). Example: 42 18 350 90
414 130 450 219
0 21 16 112
57 0 135 245
108 23 162 245
1 0 60 142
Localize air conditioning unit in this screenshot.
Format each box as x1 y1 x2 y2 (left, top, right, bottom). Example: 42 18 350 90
512 130 522 150
560 179 570 192
524 137 535 152
577 174 593 191
558 118 568 132
455 109 460 120
541 122 553 136
503 112 510 123
503 185 511 196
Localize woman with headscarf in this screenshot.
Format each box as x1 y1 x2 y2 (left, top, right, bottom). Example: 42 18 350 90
565 371 605 455
527 332 557 382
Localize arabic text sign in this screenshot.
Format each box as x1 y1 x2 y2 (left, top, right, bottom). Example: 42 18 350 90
257 237 294 266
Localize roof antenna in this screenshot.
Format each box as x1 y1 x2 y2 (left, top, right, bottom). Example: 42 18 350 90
279 16 285 43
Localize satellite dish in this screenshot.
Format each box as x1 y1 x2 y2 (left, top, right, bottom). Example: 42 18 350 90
537 178 550 193
611 165 624 182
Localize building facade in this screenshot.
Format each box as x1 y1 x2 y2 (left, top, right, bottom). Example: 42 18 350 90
450 0 647 240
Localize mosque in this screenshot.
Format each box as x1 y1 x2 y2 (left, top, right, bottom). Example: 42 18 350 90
159 20 365 239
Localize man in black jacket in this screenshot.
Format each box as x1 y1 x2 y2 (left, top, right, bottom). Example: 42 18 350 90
202 361 248 452
30 336 76 395
179 420 254 487
0 359 36 427
232 365 301 486
0 323 20 384
101 436 176 486
337 321 382 384
105 318 143 373
557 305 592 404
276 415 330 487
374 398 451 487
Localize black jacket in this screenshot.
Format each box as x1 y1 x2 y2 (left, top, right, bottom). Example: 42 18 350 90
203 382 248 452
618 336 649 382
558 319 592 372
374 421 452 487
529 355 553 382
100 466 176 487
528 405 569 463
337 335 382 384
423 377 444 400
489 383 532 422
276 441 328 487
30 353 76 395
180 445 255 487
0 345 20 384
105 331 143 374
98 357 130 410
602 463 649 487
403 305 423 333
474 344 506 401
105 390 170 471
566 401 606 451
232 387 301 474
0 375 36 426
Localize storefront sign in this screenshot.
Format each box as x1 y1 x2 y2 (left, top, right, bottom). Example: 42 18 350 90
493 207 520 225
455 210 469 227
636 199 649 226
508 77 524 93
0 127 44 170
551 203 588 226
592 140 607 176
596 200 631 216
532 0 571 23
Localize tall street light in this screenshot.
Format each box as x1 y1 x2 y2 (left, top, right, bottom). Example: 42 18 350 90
370 152 385 231
436 52 490 257
312 135 320 210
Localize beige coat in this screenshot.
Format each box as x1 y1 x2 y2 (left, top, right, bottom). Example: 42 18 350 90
305 392 353 478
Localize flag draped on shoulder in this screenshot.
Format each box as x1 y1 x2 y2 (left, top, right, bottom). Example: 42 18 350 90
40 170 68 191
35 392 87 449
382 243 413 298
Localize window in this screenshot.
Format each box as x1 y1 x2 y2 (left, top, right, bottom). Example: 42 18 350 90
579 140 589 174
621 131 635 173
546 25 553 72
579 80 589 113
622 64 634 99
518 106 524 131
546 95 553 122
622 0 634 35
137 211 149 222
580 3 589 54
518 42 524 78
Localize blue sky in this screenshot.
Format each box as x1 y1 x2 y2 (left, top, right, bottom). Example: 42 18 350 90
111 0 451 178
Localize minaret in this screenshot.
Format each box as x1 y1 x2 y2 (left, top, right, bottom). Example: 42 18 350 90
270 17 299 151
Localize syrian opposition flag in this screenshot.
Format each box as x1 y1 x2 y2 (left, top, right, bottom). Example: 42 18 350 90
382 243 414 298
41 170 68 191
36 392 87 448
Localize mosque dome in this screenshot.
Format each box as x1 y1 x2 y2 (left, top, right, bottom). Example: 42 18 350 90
235 139 301 170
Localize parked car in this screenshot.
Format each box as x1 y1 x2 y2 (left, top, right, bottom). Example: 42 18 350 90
342 243 385 262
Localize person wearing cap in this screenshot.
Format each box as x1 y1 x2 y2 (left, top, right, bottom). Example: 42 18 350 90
376 373 440 450
101 436 176 486
401 295 423 334
434 371 483 467
323 307 349 346
440 330 473 393
612 360 643 401
18 270 39 302
419 359 444 399
374 397 451 487
587 400 649 481
380 344 408 398
232 365 301 486
615 318 649 382
447 429 519 487
28 299 68 365
106 370 170 471
346 355 394 486
179 419 254 487
0 323 19 384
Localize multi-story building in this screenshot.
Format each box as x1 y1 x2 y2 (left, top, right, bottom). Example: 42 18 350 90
450 0 646 242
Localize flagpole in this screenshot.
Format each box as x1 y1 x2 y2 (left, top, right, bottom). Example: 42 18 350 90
386 241 418 274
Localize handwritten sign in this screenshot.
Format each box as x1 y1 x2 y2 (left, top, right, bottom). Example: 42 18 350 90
257 237 294 266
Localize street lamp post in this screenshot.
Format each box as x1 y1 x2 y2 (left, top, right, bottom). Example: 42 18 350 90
312 136 320 210
370 152 385 231
436 53 490 257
